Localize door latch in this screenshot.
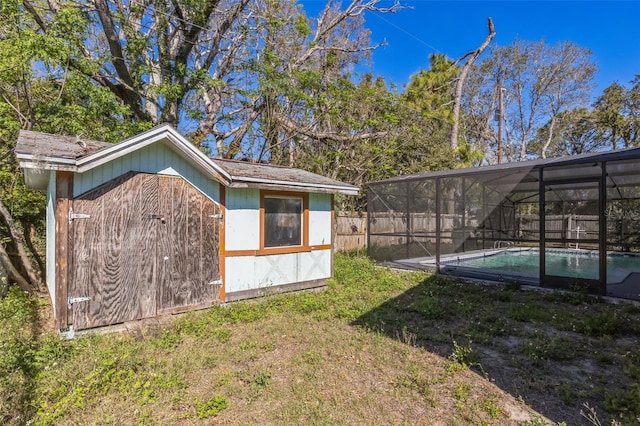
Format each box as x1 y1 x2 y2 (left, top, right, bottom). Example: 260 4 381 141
147 214 166 224
68 296 91 308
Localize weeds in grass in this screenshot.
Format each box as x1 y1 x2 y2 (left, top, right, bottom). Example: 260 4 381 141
300 350 321 366
481 399 504 419
240 340 258 350
520 336 578 367
579 311 625 337
407 296 448 320
445 341 476 374
452 383 472 402
253 369 272 388
0 287 53 423
211 327 232 343
604 383 640 417
3 253 640 424
154 329 181 349
509 303 552 323
520 416 549 426
395 366 431 396
398 326 417 347
195 396 228 419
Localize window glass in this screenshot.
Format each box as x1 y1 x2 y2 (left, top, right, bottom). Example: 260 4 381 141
264 196 302 247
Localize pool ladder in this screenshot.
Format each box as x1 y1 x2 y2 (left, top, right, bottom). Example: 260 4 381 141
494 240 515 249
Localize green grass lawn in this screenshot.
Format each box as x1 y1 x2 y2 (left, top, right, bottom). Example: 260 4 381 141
2 254 640 425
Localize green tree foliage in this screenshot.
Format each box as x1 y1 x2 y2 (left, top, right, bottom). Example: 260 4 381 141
531 76 640 158
530 108 606 157
403 54 458 122
0 0 151 291
593 77 640 150
0 0 419 288
17 0 402 158
288 60 464 210
403 54 481 167
463 39 596 163
295 73 457 183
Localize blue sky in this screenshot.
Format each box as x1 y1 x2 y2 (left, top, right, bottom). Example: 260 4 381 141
301 1 640 97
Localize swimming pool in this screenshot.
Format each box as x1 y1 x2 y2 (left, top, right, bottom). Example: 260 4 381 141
437 248 640 285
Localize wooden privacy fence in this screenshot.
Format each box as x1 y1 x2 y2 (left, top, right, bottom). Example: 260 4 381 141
335 212 603 252
334 213 367 252
518 214 599 241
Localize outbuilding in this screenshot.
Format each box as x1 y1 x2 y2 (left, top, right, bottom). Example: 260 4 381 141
16 125 358 333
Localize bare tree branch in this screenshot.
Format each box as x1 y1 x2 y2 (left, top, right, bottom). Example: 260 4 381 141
450 17 495 150
276 115 388 143
0 198 41 292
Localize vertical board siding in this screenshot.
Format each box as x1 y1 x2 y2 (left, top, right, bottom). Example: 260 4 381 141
202 198 221 298
101 180 123 325
135 176 158 317
308 193 332 246
74 142 220 204
188 184 203 307
70 173 220 330
164 177 189 308
156 177 173 312
224 250 332 293
225 188 260 251
158 176 221 312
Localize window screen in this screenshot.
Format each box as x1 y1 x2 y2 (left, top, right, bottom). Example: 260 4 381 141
264 196 302 247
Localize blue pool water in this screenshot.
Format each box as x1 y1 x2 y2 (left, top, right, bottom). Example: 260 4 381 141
446 249 640 282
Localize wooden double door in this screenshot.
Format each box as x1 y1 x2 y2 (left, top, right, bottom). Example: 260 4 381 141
69 173 221 330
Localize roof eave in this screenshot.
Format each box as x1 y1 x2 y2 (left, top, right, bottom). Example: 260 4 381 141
75 124 232 185
229 176 359 195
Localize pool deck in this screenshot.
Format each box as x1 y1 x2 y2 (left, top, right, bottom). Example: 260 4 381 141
381 249 640 301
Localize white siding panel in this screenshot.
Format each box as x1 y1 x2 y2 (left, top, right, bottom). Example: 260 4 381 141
308 193 332 246
300 249 332 281
225 188 260 251
46 171 56 311
73 142 220 202
225 257 256 292
253 254 298 287
225 250 332 293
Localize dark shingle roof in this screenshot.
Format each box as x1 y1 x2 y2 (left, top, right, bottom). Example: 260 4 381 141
16 130 112 159
15 128 358 195
212 158 352 189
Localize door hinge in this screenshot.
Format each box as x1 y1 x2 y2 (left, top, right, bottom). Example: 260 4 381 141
68 296 91 308
209 279 223 286
69 209 91 223
209 213 223 219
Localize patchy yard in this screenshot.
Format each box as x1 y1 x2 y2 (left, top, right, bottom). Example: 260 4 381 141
1 254 639 425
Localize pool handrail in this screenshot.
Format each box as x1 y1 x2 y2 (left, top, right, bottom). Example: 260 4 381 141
494 240 515 249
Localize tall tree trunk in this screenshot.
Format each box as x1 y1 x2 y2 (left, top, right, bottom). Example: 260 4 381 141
0 242 34 294
451 18 496 151
541 115 557 159
0 199 41 290
23 222 45 282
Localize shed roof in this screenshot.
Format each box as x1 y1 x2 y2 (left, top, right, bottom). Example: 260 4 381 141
15 125 358 195
16 130 112 160
212 158 356 194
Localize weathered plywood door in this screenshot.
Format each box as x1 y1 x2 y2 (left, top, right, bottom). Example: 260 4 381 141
69 173 220 330
157 176 221 312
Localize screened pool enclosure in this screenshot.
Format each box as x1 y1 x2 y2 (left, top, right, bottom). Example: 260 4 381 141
367 148 640 300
